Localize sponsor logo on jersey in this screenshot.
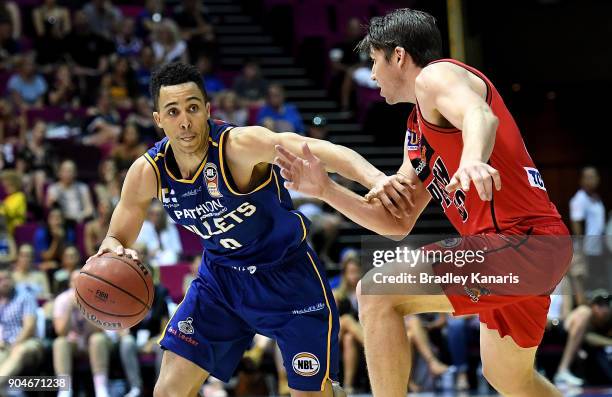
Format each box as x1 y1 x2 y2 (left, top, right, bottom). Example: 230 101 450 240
292 302 325 315
177 317 195 335
405 127 419 151
231 265 257 274
162 188 179 208
524 167 546 191
181 186 203 198
204 163 223 198
292 352 320 376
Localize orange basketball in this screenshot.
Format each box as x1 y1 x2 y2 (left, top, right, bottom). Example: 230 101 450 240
75 253 154 330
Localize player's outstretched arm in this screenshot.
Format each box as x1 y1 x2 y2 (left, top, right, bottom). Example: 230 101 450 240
87 156 157 262
416 63 501 201
226 125 386 189
275 143 429 240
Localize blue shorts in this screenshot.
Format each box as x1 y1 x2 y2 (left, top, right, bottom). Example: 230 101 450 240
158 243 340 392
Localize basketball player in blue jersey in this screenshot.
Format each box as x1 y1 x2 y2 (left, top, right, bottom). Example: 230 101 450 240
88 62 410 397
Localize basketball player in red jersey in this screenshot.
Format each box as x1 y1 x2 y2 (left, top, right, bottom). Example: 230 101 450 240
275 8 573 397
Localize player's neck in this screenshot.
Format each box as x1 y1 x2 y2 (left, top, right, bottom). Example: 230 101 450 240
173 127 210 179
405 66 423 103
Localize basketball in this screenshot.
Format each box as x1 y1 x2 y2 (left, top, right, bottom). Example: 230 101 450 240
75 253 154 330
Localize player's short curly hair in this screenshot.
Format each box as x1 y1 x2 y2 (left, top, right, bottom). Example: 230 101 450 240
150 62 209 110
356 8 442 67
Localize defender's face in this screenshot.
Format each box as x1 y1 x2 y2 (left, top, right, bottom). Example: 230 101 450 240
370 48 403 105
153 82 210 154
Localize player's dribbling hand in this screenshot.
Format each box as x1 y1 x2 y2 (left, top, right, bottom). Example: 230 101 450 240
445 159 501 201
274 143 331 199
86 236 140 264
364 173 416 218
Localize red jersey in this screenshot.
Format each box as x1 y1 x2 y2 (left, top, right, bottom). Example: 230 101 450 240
406 59 560 235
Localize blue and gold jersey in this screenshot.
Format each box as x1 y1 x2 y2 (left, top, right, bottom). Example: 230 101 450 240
144 119 310 268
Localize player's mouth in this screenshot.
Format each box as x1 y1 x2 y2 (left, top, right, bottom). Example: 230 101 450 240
180 135 196 142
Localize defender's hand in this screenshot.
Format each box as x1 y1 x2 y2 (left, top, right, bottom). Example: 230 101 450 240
446 160 501 201
365 174 416 218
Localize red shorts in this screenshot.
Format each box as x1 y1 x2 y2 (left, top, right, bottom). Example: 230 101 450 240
427 221 572 348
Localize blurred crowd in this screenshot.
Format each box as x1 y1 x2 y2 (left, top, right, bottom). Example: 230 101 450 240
0 1 610 397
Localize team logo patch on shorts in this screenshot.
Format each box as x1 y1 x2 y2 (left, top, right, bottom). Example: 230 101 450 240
178 317 195 335
464 285 491 302
292 352 320 376
204 163 223 198
436 237 462 248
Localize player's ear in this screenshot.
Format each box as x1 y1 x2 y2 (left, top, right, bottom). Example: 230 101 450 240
395 46 407 67
153 111 162 128
205 101 211 118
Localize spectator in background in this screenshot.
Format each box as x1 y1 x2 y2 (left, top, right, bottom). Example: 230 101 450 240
16 119 56 218
32 0 72 65
333 251 363 393
0 214 16 266
100 56 138 109
136 0 164 39
582 289 612 383
233 59 268 105
46 160 94 224
115 17 143 59
93 158 121 206
152 19 188 65
136 201 182 266
135 46 156 97
33 207 75 268
12 243 51 301
545 279 588 386
0 169 26 234
214 90 248 126
307 114 329 140
257 83 304 134
52 245 80 294
329 18 363 110
0 13 19 70
0 0 20 39
111 123 148 171
173 0 216 60
0 98 26 145
7 54 48 109
569 166 606 304
84 199 112 257
63 10 115 79
196 54 225 98
0 266 43 388
47 63 81 108
445 314 480 390
182 254 201 296
120 266 169 397
83 91 122 146
53 270 111 397
126 96 161 144
82 0 122 40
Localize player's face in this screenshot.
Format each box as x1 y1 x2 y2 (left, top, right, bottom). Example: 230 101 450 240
369 48 403 104
153 82 211 155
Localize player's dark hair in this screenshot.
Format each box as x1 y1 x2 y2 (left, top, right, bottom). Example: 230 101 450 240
356 8 442 67
150 62 208 110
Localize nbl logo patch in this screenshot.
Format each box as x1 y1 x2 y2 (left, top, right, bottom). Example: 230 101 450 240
292 352 320 376
204 163 223 198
